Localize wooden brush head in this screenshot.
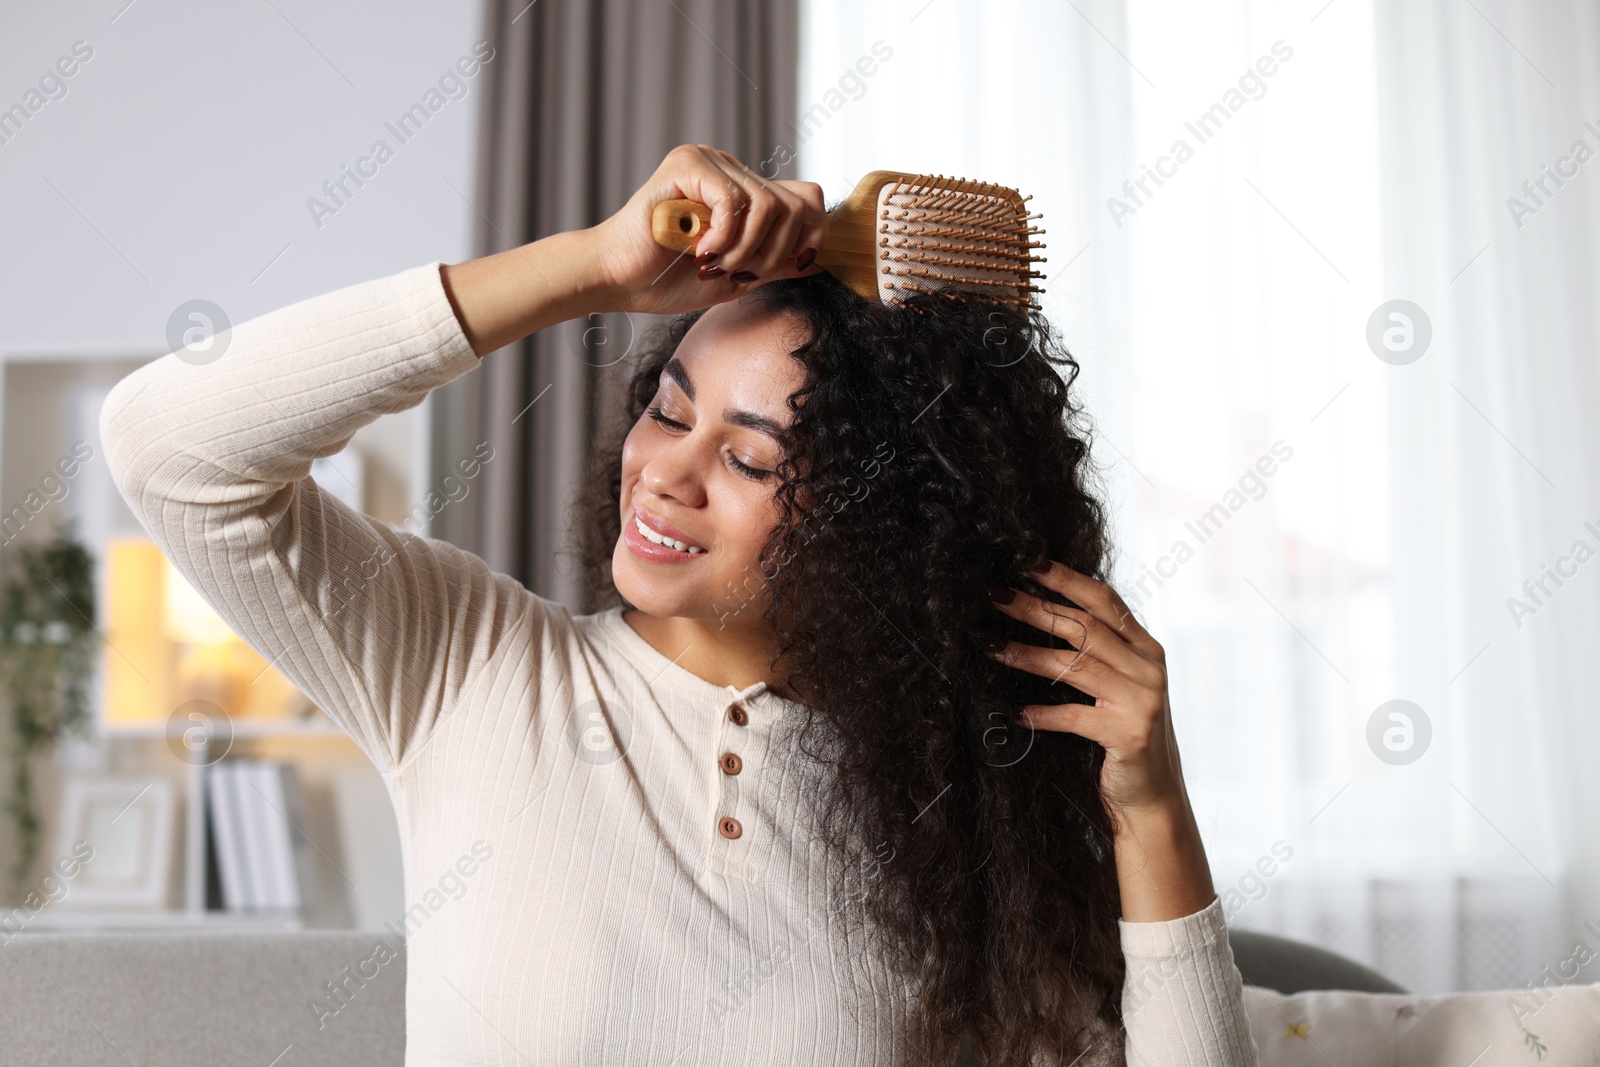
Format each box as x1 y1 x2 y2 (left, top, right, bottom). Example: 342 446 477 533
822 169 1046 311
649 169 1046 310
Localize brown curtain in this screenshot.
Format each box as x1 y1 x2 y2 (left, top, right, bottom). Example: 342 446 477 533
432 0 801 611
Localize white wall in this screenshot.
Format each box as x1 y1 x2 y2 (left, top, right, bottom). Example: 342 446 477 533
1 0 488 351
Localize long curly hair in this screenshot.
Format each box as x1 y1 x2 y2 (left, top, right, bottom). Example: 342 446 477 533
573 270 1127 1066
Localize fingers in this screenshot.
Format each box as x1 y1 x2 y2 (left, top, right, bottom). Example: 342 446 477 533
753 192 804 277
671 145 824 283
705 149 792 278
779 178 829 277
987 636 1130 708
987 585 1163 689
735 174 826 279
1029 561 1165 667
986 638 1119 750
665 145 750 265
1016 700 1107 748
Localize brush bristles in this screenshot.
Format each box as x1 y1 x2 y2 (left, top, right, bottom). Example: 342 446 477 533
875 174 1046 311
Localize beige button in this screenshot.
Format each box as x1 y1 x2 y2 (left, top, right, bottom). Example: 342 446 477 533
718 816 743 839
719 752 742 775
727 706 748 726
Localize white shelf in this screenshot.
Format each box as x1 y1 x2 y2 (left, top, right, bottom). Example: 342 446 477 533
16 909 304 932
0 348 160 366
100 719 352 739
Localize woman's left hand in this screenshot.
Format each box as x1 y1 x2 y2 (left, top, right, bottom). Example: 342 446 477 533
985 560 1186 819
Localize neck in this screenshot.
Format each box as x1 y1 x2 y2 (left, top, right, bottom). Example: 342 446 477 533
622 608 797 699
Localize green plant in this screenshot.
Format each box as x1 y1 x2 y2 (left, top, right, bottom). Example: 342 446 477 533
0 519 99 893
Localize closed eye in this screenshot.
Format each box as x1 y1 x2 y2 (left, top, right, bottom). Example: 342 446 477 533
645 405 773 482
645 405 687 432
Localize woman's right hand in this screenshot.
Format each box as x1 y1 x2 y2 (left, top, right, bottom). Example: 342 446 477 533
586 143 828 316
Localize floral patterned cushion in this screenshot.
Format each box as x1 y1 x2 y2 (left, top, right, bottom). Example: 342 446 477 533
1242 980 1600 1066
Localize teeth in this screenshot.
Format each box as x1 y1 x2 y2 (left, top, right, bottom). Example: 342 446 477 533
635 516 704 554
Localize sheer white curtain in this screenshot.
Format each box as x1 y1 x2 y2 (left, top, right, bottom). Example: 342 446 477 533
798 0 1600 995
1368 0 1600 993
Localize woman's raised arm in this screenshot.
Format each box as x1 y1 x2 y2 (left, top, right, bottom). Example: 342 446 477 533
438 227 614 357
442 142 829 357
100 261 524 773
99 143 827 773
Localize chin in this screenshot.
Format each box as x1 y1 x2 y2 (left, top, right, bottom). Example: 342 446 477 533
610 537 700 618
610 535 762 627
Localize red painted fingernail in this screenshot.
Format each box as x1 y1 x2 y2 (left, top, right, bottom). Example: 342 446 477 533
987 585 1016 604
698 264 725 280
980 633 1006 653
795 246 817 271
1030 559 1053 575
731 270 758 283
695 250 720 266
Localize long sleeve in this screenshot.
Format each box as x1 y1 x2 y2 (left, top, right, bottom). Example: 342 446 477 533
99 261 537 774
1117 896 1260 1065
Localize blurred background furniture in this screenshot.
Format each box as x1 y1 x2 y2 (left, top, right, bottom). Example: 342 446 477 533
1228 927 1406 995
3 931 407 1067
2 925 1403 1067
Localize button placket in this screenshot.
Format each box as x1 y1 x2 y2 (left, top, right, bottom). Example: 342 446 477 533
713 695 758 877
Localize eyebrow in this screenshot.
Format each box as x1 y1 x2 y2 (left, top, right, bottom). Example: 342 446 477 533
663 356 786 441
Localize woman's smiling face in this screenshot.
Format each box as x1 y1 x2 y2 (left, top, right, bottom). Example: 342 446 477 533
613 293 808 626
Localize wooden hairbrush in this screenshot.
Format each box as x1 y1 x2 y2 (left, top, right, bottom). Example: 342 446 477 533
650 169 1046 310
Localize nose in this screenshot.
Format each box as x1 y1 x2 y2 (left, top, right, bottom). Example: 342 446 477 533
637 431 708 507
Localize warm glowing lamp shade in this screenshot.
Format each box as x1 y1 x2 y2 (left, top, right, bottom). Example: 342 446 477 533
162 560 239 644
102 536 312 729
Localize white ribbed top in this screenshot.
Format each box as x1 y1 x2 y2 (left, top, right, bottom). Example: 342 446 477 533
99 261 1259 1066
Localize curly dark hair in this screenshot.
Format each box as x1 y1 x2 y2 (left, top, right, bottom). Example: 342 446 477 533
573 270 1127 1066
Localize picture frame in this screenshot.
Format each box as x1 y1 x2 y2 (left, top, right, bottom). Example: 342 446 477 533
48 775 178 910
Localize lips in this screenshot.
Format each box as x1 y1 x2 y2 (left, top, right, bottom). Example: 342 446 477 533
632 504 706 553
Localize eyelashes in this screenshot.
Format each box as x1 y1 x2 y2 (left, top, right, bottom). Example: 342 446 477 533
644 405 773 481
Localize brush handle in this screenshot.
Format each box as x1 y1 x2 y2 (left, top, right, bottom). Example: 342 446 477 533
646 199 857 267
651 196 869 301
650 200 717 254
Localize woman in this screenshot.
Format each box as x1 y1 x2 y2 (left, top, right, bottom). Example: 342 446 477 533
101 144 1256 1066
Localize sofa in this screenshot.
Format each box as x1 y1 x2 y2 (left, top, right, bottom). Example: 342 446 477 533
1 927 1402 1066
